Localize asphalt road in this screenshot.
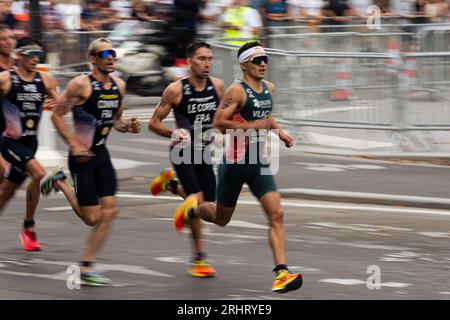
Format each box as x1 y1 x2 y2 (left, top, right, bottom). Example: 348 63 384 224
1 182 450 299
1 104 450 300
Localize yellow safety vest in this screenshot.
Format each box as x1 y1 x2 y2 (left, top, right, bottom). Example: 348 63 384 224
223 6 256 46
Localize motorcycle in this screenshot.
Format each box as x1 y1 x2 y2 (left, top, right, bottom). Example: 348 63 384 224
110 19 188 96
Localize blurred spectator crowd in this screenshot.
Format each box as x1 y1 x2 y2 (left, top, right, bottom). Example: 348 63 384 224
1 0 449 66
0 0 449 39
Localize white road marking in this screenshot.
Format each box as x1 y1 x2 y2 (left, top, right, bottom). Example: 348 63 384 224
308 222 382 232
124 137 171 146
306 132 393 150
278 199 450 217
418 232 450 238
337 243 414 251
0 260 30 266
108 145 169 158
351 224 414 232
288 266 322 273
111 158 157 169
44 206 73 212
350 164 385 170
381 283 412 288
116 192 450 216
0 267 135 288
202 231 264 240
307 223 406 238
45 192 450 221
154 256 188 264
2 258 173 278
319 279 366 286
393 291 409 295
227 220 269 230
293 162 386 173
123 109 174 122
152 218 269 232
319 278 412 288
367 232 392 237
380 252 421 262
380 258 413 263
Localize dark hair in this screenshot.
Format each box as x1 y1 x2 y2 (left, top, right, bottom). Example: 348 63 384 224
186 41 211 58
17 37 41 48
237 41 262 59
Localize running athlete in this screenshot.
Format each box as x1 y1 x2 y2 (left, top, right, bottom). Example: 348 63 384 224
0 25 17 182
173 41 302 293
149 41 224 277
40 38 141 285
0 37 59 251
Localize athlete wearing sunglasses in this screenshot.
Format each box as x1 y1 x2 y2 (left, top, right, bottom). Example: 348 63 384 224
174 41 301 294
95 49 117 59
0 37 60 252
244 55 269 66
46 38 141 286
17 46 44 60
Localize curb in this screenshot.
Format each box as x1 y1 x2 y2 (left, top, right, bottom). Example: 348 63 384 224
279 188 450 211
114 165 450 211
293 146 450 165
51 165 450 211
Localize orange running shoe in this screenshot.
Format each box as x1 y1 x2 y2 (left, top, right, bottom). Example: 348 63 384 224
150 168 175 195
188 260 216 278
20 228 42 252
272 269 303 293
173 194 198 232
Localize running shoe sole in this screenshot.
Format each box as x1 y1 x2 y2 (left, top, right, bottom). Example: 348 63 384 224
173 195 198 232
272 274 303 293
20 231 42 252
41 169 66 195
150 168 175 195
80 274 112 286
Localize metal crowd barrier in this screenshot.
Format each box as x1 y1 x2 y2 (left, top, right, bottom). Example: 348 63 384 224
265 21 450 35
417 26 450 52
266 32 414 53
403 52 450 130
39 29 450 151
210 42 450 136
42 30 112 68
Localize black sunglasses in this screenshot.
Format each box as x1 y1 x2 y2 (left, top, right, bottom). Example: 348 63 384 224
21 50 44 59
248 55 269 65
95 49 117 59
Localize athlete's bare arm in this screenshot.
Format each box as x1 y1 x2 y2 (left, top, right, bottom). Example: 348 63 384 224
52 75 91 154
113 77 141 133
211 77 225 99
0 70 11 96
213 83 271 133
41 72 60 102
263 80 295 148
148 81 182 138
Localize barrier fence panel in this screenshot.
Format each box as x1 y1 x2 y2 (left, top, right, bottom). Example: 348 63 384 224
267 51 401 129
42 31 450 151
403 52 450 130
42 31 112 69
211 42 450 137
265 21 450 36
211 43 401 130
418 26 450 52
266 32 415 54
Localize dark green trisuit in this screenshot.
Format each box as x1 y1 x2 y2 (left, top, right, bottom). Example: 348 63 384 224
217 79 278 207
